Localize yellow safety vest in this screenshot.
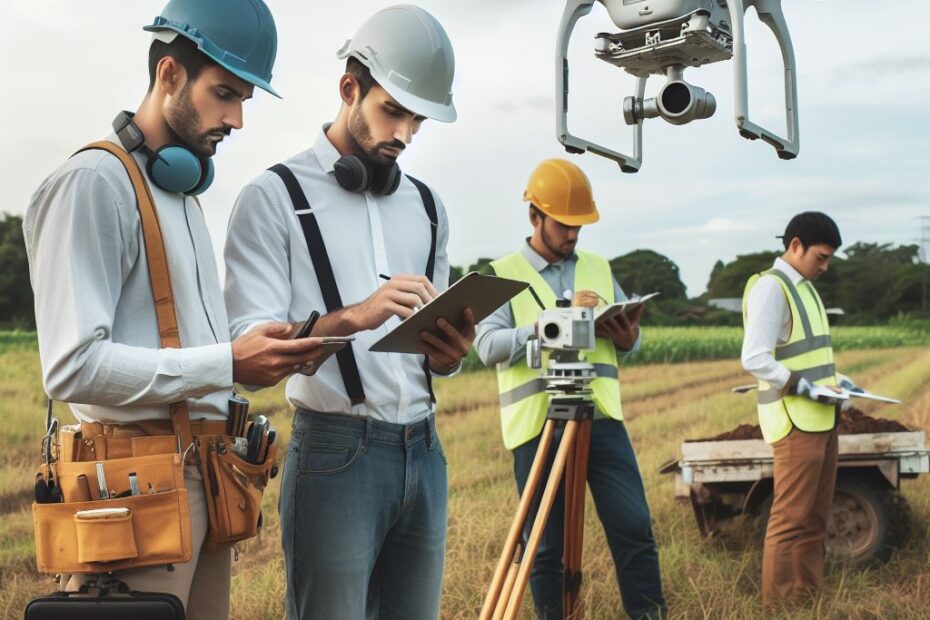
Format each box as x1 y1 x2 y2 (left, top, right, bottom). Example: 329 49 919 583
491 250 623 450
742 268 837 444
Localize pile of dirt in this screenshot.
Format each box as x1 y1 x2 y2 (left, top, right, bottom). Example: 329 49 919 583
687 424 763 442
687 407 912 442
837 407 911 434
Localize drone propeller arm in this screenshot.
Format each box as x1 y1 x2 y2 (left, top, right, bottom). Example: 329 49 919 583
556 0 644 172
728 0 800 159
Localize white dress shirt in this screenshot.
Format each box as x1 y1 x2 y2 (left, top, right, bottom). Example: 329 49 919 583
740 257 803 391
224 126 452 424
23 135 233 424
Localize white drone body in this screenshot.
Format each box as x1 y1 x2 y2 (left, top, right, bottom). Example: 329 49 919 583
556 0 799 172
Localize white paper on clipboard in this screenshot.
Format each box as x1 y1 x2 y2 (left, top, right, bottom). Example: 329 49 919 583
594 292 661 324
369 272 529 354
843 388 902 404
731 383 902 405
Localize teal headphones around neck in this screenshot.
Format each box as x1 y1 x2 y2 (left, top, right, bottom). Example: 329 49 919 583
112 111 214 196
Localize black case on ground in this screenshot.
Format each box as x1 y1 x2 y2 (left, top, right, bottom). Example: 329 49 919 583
24 585 184 620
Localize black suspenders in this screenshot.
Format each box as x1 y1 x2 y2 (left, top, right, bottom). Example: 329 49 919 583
406 175 439 404
267 164 438 406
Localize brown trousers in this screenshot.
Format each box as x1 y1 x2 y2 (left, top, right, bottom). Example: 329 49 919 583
762 426 838 607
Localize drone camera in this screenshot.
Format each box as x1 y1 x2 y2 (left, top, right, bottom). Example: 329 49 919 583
623 67 716 126
657 79 716 125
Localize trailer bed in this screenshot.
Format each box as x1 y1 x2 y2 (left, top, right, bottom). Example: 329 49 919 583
672 432 929 492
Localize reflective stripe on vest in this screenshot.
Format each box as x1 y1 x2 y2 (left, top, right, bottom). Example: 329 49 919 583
491 250 622 450
742 268 837 444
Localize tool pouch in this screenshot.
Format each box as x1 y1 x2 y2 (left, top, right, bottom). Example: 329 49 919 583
32 453 192 573
198 434 277 553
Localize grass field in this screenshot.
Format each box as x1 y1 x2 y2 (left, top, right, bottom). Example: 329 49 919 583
1 335 929 618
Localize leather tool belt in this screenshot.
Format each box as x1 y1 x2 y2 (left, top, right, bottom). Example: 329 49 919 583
73 420 228 461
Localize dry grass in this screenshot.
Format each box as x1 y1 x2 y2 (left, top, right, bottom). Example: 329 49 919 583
2 346 930 619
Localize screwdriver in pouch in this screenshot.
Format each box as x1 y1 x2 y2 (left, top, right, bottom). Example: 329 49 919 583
95 462 110 499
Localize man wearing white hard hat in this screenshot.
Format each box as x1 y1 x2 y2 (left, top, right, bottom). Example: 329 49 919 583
224 5 473 619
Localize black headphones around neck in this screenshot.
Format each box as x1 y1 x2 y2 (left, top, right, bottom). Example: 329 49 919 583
333 154 402 196
112 111 214 196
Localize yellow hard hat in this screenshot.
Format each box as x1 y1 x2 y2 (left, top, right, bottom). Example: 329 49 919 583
523 159 599 226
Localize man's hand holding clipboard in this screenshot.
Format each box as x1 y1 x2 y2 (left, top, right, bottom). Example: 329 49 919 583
361 273 475 373
369 273 529 356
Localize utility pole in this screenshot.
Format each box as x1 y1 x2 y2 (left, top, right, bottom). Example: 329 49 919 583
917 216 930 310
918 216 930 264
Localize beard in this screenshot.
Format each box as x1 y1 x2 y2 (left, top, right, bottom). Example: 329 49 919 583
541 224 576 260
348 104 405 167
165 83 229 157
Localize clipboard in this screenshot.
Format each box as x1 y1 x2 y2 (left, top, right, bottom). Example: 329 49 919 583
841 387 901 404
731 383 901 404
369 272 529 354
594 292 660 324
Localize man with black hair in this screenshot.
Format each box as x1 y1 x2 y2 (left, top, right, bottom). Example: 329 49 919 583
23 2 329 617
741 211 844 607
224 6 474 619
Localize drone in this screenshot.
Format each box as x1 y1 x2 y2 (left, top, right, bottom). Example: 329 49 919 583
556 0 799 172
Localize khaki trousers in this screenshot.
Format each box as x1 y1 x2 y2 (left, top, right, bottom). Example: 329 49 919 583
66 466 231 619
762 426 838 607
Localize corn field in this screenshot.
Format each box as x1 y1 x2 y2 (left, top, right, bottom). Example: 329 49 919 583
459 325 930 371
629 325 930 365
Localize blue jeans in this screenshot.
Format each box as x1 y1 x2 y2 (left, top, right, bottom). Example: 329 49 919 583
280 410 448 620
513 418 666 620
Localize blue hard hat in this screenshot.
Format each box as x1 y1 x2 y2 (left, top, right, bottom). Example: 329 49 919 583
144 0 280 97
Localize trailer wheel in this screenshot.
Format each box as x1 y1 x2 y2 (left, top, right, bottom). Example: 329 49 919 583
827 478 910 566
757 477 911 566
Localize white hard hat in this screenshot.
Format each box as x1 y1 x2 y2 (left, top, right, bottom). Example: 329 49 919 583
337 4 456 122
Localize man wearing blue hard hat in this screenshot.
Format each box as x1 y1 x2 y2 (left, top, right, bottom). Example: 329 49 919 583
225 5 473 619
24 1 329 617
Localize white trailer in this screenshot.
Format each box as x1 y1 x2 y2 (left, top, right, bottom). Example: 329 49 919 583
661 431 930 564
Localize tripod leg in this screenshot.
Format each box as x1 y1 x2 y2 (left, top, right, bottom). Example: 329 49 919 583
502 421 580 620
481 420 558 620
492 564 520 620
563 418 592 618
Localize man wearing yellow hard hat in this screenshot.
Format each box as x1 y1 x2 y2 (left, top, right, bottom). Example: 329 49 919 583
475 159 666 619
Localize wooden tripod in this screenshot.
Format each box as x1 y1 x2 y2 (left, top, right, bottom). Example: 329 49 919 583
481 398 595 620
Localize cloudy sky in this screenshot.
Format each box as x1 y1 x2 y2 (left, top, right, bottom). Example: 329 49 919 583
3 0 929 296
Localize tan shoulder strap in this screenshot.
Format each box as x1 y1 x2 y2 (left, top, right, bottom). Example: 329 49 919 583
76 141 194 451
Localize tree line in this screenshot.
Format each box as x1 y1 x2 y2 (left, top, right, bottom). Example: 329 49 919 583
2 213 927 329
455 245 930 326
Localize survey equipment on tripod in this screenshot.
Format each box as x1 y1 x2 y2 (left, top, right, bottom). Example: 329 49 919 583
556 0 800 172
481 300 600 620
531 302 596 356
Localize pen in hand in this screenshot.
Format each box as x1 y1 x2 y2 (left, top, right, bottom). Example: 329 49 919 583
378 273 430 314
